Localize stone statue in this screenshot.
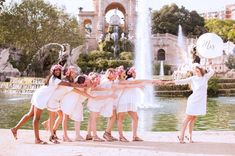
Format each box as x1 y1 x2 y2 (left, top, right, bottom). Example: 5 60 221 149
98 33 104 43
105 33 111 42
109 9 121 26
120 33 127 41
0 48 20 80
85 24 92 37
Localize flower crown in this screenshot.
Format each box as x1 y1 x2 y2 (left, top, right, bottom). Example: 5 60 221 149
115 65 125 76
50 64 62 74
65 66 77 76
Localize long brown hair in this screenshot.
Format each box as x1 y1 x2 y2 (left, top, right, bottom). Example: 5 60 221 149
195 67 205 76
44 73 62 85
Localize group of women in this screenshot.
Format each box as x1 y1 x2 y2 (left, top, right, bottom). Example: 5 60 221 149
10 64 160 144
10 60 214 144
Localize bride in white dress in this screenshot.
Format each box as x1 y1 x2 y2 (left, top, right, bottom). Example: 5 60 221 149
166 61 214 143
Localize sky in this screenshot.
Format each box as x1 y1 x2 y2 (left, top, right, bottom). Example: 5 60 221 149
5 0 235 16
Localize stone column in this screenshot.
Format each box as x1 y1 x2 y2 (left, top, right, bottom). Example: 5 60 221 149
97 0 103 32
128 0 136 38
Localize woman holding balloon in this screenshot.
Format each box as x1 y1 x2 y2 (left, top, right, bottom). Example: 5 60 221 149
165 33 223 143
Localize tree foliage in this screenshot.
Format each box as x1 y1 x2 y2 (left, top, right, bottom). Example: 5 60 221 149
77 50 133 73
0 0 84 71
152 3 207 38
205 19 235 43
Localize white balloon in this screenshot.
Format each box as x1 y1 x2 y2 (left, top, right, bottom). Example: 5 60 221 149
196 33 224 58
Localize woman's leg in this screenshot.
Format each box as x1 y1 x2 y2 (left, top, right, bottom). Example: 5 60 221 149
11 105 34 139
128 111 143 141
104 109 118 141
106 109 117 133
41 119 49 131
48 111 56 135
188 116 196 143
74 121 84 141
178 115 193 143
33 107 45 144
86 113 92 138
62 114 72 142
52 110 63 134
117 112 129 142
90 112 99 137
90 112 104 141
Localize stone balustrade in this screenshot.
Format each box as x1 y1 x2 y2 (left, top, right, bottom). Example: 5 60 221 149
0 77 44 94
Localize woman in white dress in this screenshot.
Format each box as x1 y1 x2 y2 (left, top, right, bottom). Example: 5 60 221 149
104 66 161 142
86 69 117 141
116 67 146 142
11 64 66 144
48 68 117 142
165 61 214 143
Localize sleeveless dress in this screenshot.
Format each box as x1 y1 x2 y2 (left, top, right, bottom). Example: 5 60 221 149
32 76 61 110
87 77 114 117
60 87 87 122
175 68 214 115
46 79 73 112
117 78 141 113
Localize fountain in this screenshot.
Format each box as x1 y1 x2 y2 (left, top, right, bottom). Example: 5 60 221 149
172 25 191 80
177 25 188 64
135 0 156 108
159 60 164 77
111 25 119 58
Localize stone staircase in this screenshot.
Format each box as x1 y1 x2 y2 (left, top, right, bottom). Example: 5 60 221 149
217 78 235 96
155 78 235 97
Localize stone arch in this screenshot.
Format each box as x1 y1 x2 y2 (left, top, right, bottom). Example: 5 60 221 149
157 49 166 61
104 2 127 32
83 19 92 26
104 2 126 15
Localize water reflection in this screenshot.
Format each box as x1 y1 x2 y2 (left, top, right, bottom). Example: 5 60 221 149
0 94 235 131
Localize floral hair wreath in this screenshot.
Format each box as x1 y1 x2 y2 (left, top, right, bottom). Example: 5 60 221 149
115 65 125 76
65 66 78 76
50 64 62 74
128 67 136 74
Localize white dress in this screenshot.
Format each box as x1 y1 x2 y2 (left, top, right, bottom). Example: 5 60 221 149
175 68 214 116
46 81 73 112
60 89 87 122
32 76 61 110
117 78 141 113
87 77 114 117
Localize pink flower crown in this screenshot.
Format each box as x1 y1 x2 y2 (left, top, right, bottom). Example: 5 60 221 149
115 65 125 76
128 67 136 74
65 66 77 76
50 64 62 74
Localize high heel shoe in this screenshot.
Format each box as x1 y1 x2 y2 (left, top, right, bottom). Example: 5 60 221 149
177 136 186 144
185 136 194 143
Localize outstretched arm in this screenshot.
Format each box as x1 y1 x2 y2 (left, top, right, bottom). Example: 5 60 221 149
118 79 157 85
73 88 116 100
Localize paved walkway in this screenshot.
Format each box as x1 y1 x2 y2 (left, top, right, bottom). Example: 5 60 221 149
1 129 235 156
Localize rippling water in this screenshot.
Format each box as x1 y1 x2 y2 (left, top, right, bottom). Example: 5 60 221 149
0 94 235 131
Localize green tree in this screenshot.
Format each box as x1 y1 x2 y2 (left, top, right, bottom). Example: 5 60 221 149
152 3 206 37
119 52 133 60
0 0 84 72
205 19 235 43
